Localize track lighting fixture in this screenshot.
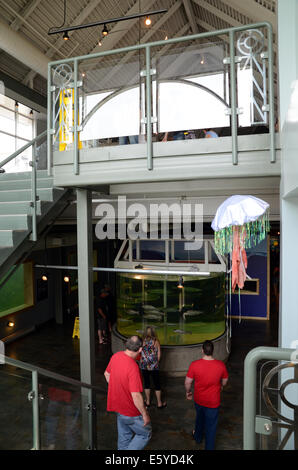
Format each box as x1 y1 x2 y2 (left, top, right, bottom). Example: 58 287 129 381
63 31 69 41
145 16 151 26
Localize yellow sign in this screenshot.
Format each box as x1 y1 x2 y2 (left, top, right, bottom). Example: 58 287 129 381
72 316 80 339
59 88 82 151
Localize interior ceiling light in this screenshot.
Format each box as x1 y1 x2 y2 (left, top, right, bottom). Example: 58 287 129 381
48 9 167 39
63 31 69 41
145 16 151 26
102 24 108 36
7 321 15 328
64 276 70 283
42 275 48 281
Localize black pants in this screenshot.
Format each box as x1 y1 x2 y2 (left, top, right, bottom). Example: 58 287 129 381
141 369 161 391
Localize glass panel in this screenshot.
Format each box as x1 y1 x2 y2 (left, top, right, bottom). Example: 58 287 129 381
133 240 166 261
152 39 230 142
0 263 34 318
78 51 144 149
0 364 33 450
235 26 270 132
116 272 226 345
172 240 204 262
39 377 83 450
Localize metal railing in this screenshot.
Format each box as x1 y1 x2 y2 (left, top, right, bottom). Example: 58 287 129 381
0 130 47 242
243 346 298 450
47 22 276 176
0 354 104 450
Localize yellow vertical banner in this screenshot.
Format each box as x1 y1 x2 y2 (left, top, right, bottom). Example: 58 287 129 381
59 88 82 151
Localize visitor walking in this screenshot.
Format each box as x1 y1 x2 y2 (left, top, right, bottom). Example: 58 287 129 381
104 335 152 450
140 326 166 409
185 340 228 450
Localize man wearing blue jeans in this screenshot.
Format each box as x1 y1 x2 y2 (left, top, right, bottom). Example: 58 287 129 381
185 340 228 450
104 335 151 450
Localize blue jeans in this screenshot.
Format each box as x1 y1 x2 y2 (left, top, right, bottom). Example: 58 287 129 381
194 403 219 450
117 413 152 450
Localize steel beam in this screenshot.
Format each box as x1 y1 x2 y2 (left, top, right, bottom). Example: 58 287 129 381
76 189 97 449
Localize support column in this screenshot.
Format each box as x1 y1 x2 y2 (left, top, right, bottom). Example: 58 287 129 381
76 189 97 449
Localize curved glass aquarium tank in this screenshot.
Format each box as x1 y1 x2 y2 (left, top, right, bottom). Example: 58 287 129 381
116 272 225 346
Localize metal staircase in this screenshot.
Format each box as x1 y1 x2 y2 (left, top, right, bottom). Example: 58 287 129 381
0 134 73 281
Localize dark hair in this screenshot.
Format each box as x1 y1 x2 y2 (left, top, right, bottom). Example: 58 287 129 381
125 335 143 352
202 340 214 356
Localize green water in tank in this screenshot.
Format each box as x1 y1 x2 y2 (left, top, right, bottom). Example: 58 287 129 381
116 272 225 346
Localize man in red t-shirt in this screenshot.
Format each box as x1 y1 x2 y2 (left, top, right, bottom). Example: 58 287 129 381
185 340 228 450
104 335 151 450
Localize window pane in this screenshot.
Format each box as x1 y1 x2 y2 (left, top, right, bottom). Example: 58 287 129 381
0 107 15 135
0 93 15 111
17 114 33 140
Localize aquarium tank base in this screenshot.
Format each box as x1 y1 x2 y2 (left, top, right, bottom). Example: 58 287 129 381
111 327 230 376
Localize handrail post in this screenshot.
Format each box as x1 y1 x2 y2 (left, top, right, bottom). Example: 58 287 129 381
73 59 79 175
31 370 41 450
229 29 238 165
267 23 276 163
47 64 53 176
30 143 37 242
145 46 153 171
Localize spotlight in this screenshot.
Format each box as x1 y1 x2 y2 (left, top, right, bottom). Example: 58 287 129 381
63 31 69 41
29 109 34 115
15 101 19 108
41 275 48 281
145 16 151 26
177 276 184 289
98 39 102 46
81 72 85 78
64 276 70 283
102 24 108 36
7 321 14 328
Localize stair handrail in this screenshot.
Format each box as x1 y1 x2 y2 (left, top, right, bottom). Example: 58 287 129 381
0 130 47 170
0 130 48 242
0 352 106 450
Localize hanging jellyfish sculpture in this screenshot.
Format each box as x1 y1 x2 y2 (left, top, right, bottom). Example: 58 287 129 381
211 195 270 344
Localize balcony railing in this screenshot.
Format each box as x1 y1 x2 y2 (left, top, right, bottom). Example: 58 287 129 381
47 22 276 176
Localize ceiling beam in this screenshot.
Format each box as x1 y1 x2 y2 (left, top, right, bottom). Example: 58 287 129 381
10 0 42 31
182 0 199 34
219 0 276 31
87 0 158 55
22 0 104 86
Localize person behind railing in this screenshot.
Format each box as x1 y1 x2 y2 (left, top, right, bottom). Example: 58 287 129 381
119 135 139 145
203 129 218 138
104 335 151 450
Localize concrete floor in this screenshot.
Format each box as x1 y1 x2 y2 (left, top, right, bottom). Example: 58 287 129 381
0 315 278 451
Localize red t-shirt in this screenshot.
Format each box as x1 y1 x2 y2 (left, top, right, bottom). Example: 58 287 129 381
186 358 228 408
105 351 143 417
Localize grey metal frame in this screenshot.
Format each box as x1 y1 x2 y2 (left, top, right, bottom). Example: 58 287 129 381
243 346 296 450
47 22 276 175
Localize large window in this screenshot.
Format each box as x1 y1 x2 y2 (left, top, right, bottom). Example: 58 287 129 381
0 94 35 172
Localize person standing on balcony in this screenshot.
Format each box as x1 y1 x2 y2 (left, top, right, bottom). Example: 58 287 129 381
104 335 152 450
184 340 228 450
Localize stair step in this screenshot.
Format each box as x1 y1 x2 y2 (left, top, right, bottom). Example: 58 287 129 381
0 170 49 181
0 215 31 230
0 200 47 215
0 188 57 203
0 177 54 191
0 230 26 248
